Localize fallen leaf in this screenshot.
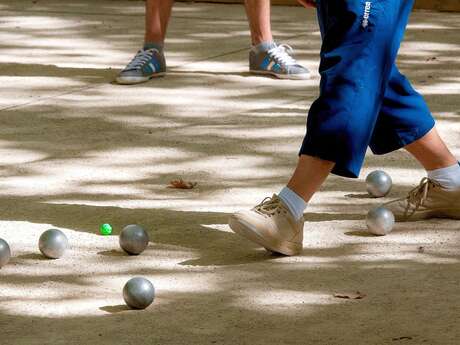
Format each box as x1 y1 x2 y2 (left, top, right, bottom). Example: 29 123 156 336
392 336 413 341
168 179 197 189
333 291 366 300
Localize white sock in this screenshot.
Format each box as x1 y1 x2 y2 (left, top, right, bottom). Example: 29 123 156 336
252 41 276 54
278 186 307 220
427 163 460 190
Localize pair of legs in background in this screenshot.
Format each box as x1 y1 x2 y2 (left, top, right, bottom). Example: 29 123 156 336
116 0 310 84
230 0 460 255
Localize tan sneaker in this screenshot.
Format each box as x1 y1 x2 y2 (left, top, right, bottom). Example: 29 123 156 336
384 177 460 221
228 195 304 256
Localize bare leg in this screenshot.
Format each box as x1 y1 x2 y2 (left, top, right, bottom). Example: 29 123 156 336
405 127 457 171
145 0 174 44
286 155 335 202
244 0 273 45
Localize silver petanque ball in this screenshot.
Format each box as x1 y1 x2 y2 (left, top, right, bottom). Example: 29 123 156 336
123 277 155 309
0 238 11 268
39 229 68 259
366 170 392 197
366 207 395 236
119 224 149 255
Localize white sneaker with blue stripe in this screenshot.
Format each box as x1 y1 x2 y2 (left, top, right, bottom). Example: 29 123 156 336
116 47 166 85
249 43 310 80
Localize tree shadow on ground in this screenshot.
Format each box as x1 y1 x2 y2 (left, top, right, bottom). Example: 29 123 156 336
0 1 460 345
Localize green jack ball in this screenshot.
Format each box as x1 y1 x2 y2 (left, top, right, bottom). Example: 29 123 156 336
100 223 113 236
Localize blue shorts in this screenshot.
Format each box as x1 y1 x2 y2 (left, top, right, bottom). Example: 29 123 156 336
300 0 435 178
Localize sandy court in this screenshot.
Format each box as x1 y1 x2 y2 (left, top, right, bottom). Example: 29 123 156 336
0 1 460 344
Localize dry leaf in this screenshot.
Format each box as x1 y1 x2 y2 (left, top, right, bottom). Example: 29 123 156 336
168 179 197 189
392 336 413 341
333 291 366 300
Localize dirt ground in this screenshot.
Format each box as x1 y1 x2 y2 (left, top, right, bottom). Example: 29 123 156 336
0 1 459 344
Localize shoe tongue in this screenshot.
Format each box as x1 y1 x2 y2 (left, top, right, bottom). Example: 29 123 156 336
256 195 280 211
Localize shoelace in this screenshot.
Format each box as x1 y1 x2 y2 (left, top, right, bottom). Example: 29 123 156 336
267 44 297 66
404 177 438 217
254 195 285 216
124 49 156 71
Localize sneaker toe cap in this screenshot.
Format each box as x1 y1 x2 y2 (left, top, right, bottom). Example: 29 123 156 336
118 69 143 77
286 65 311 79
229 210 260 226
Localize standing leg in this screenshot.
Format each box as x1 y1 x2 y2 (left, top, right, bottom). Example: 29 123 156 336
245 0 311 80
145 0 174 45
244 0 273 45
116 0 173 85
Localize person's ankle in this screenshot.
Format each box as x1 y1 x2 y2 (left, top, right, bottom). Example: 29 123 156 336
278 187 307 221
252 40 276 53
144 42 164 52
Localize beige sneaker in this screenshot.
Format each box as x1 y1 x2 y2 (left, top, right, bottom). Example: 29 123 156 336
228 195 304 256
384 178 460 221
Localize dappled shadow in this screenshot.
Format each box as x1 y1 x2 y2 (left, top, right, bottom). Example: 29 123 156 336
0 1 460 344
179 249 275 266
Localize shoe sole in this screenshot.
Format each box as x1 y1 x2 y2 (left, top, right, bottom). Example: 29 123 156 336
228 215 302 256
396 208 460 222
249 69 311 80
115 72 166 85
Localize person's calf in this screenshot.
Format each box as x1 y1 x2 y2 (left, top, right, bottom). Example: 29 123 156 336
405 127 457 171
